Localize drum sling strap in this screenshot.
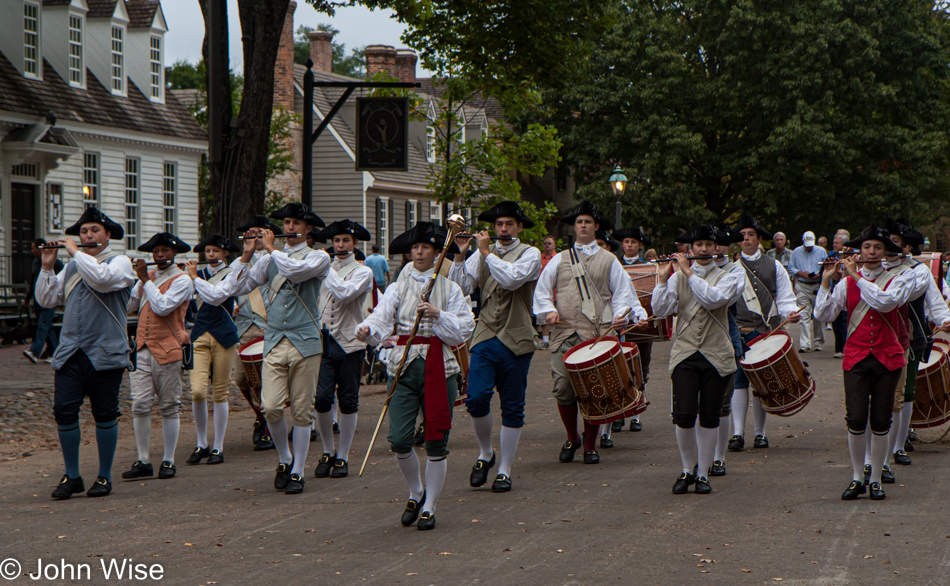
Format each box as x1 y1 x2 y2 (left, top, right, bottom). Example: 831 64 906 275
740 259 778 331
567 247 600 334
194 266 233 312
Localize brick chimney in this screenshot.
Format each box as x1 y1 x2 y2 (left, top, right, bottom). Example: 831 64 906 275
365 44 397 78
273 1 297 111
395 49 417 82
308 31 333 73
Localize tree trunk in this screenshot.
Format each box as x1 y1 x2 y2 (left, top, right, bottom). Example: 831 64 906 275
199 0 232 236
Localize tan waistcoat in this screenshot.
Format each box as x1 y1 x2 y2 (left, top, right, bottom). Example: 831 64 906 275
137 270 190 365
318 258 371 354
668 266 736 377
551 248 615 351
471 243 538 356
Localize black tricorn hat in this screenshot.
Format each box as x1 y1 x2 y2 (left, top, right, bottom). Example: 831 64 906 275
270 202 325 228
884 218 924 247
236 215 281 234
307 226 327 244
193 234 240 254
715 222 744 244
735 215 773 240
845 225 903 254
65 207 124 240
595 230 620 253
613 226 652 247
318 219 372 242
560 200 610 228
389 221 461 255
138 232 191 254
675 225 730 246
478 200 535 229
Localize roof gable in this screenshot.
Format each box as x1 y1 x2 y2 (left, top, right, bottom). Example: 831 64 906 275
87 0 128 21
126 0 164 30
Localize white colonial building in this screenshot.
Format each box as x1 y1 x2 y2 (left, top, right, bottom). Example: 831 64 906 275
0 0 204 286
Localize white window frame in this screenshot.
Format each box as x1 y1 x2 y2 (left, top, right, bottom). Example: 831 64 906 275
111 25 124 94
378 196 390 258
82 152 100 208
125 157 140 249
429 200 442 224
149 35 163 100
23 2 40 79
68 14 84 87
407 199 417 230
46 182 64 233
162 162 177 233
425 126 436 163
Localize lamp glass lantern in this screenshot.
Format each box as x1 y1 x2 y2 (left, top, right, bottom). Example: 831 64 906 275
609 166 628 229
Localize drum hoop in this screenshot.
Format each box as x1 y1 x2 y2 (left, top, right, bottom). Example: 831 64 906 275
239 336 265 361
740 333 793 370
563 337 623 370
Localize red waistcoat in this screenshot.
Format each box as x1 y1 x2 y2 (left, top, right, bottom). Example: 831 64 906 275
843 276 907 372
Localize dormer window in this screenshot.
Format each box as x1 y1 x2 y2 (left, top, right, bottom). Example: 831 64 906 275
426 126 436 163
23 2 40 78
111 25 124 93
149 36 162 99
68 15 84 86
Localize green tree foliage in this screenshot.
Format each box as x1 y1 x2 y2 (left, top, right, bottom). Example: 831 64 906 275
165 59 204 90
293 24 365 78
547 1 950 247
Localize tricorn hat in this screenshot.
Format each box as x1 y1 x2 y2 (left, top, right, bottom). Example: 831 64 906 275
269 202 325 228
884 218 924 248
138 232 191 254
595 230 620 253
478 200 535 229
715 222 744 244
236 215 281 234
675 225 731 246
317 219 372 242
734 215 773 240
845 225 903 254
389 221 461 255
559 200 610 228
193 234 240 254
613 226 652 247
65 207 124 240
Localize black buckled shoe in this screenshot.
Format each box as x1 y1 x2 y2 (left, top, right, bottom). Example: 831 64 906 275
314 453 336 478
694 476 712 494
672 472 696 494
274 462 292 490
254 434 275 451
908 429 919 442
285 473 305 494
491 474 512 493
863 464 871 485
881 465 895 484
121 460 154 479
868 481 886 500
401 492 425 527
841 480 866 500
709 459 726 477
893 450 911 465
158 461 176 479
559 441 580 463
728 435 744 452
629 419 642 432
186 446 211 464
583 449 600 464
417 511 436 531
753 434 769 449
599 434 614 449
207 450 224 465
413 424 425 447
469 452 496 487
252 420 266 445
51 475 85 500
611 419 625 432
330 458 348 478
86 476 112 498
904 438 914 453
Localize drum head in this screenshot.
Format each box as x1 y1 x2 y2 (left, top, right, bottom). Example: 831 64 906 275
920 346 947 371
564 340 619 365
743 335 787 364
240 338 265 359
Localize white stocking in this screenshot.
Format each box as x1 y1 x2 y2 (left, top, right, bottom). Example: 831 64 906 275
161 417 180 464
498 426 521 477
337 413 358 461
422 457 447 514
192 401 208 449
394 451 423 501
133 416 151 464
731 388 749 437
674 425 698 474
212 402 229 452
470 413 494 462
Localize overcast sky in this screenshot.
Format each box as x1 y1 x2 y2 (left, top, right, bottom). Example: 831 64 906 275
163 1 410 71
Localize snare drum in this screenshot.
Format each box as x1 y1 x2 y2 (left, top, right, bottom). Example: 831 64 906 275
623 264 673 342
562 337 642 424
912 346 950 428
620 342 648 415
451 342 471 407
739 331 815 416
238 337 265 410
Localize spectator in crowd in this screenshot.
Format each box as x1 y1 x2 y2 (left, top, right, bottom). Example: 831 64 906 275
835 229 851 242
817 236 829 250
826 234 848 358
538 235 558 349
766 231 793 276
643 248 658 262
24 238 63 363
364 244 391 291
789 231 828 352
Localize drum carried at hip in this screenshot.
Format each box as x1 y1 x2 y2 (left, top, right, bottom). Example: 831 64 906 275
739 330 815 416
238 337 265 409
563 337 644 424
623 264 673 343
913 341 950 429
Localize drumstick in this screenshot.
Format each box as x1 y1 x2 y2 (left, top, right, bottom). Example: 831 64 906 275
761 306 806 341
619 316 666 335
592 308 631 345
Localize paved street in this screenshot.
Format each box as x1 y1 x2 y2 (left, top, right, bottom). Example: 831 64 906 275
2 328 950 584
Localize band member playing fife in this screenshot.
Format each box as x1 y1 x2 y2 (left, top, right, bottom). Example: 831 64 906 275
37 208 135 499
652 225 744 494
122 233 193 482
184 235 242 466
357 222 476 531
225 203 331 495
312 220 375 479
532 201 646 465
450 201 541 493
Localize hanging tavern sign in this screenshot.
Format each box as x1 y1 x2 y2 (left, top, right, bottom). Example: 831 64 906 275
355 97 410 172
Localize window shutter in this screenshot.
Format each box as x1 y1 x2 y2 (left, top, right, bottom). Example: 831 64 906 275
388 199 395 257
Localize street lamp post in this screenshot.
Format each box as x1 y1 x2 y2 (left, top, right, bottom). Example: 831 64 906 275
609 166 628 230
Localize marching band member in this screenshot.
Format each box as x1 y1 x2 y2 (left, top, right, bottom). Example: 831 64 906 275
652 225 744 494
356 221 476 530
814 226 911 500
449 201 541 493
532 201 646 465
183 235 242 465
38 208 135 499
226 203 331 494
123 233 194 481
231 216 277 451
312 220 374 479
729 216 800 452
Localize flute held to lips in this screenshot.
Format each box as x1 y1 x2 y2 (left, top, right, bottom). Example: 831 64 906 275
650 254 730 263
37 243 100 250
238 233 301 240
